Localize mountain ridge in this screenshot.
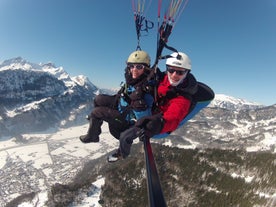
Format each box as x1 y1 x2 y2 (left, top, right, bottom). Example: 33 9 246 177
0 57 274 139
0 57 98 138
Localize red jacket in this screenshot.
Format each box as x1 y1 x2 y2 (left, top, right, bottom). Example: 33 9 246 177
157 75 193 133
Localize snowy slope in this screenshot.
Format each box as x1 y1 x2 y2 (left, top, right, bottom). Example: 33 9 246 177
1 119 275 206
209 94 264 110
0 122 123 206
0 57 98 138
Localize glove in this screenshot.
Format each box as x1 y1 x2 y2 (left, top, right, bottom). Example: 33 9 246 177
135 113 164 138
119 127 139 158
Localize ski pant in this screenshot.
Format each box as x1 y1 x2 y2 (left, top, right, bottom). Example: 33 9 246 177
89 94 130 140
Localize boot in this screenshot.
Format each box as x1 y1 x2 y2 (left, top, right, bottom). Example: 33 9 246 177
79 117 103 143
107 148 122 162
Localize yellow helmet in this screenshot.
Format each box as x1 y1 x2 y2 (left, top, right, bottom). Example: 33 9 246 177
127 50 151 66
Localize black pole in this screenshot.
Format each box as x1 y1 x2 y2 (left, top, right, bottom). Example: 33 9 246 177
143 137 167 207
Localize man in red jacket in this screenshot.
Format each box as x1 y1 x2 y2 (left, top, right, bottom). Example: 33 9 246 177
108 51 198 161
152 51 198 134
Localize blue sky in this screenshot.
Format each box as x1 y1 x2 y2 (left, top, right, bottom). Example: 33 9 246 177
0 0 275 105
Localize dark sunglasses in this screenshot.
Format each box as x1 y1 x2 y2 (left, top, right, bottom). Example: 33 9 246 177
127 64 145 70
167 66 188 76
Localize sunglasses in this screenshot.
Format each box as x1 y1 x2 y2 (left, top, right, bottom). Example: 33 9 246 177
127 64 145 70
167 66 188 76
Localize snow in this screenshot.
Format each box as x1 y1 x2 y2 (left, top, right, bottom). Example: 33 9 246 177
212 94 262 106
18 177 106 207
0 120 275 206
0 123 117 173
0 122 118 206
73 176 105 207
162 136 199 149
18 191 48 207
208 94 264 110
246 135 276 152
6 98 48 117
72 75 90 86
5 143 53 168
231 172 254 183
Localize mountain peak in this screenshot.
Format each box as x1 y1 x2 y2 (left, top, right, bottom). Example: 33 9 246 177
40 62 56 68
72 75 89 86
0 56 24 66
0 57 41 71
209 94 264 110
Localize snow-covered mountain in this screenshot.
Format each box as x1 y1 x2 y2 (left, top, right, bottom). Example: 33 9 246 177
0 57 275 206
0 57 98 138
166 103 276 152
209 94 264 110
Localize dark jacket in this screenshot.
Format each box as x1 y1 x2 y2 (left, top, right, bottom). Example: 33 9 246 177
117 67 154 124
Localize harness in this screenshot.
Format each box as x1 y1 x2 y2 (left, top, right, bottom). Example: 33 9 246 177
117 81 154 124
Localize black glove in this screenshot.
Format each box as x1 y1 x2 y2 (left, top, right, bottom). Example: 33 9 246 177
119 127 139 158
135 113 164 138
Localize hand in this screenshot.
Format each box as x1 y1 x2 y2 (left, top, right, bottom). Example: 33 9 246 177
135 113 164 138
136 128 147 142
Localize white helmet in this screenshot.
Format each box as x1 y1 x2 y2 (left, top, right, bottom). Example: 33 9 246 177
166 52 191 70
127 50 151 66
